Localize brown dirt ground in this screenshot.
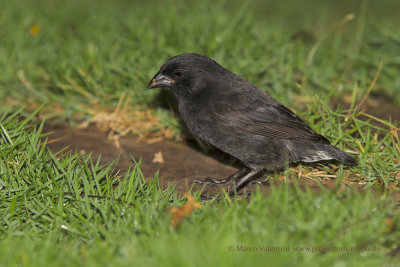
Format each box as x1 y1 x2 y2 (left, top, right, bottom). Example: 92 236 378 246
44 125 346 196
43 96 400 200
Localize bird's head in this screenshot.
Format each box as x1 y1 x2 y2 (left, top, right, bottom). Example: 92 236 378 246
148 53 223 97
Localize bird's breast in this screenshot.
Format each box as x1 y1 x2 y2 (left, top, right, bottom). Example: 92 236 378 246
178 99 218 144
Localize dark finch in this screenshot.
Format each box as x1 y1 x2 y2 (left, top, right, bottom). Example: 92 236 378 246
148 53 357 193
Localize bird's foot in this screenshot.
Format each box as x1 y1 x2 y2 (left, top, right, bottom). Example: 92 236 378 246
193 177 229 186
199 192 216 200
226 187 252 198
248 180 269 186
200 190 251 200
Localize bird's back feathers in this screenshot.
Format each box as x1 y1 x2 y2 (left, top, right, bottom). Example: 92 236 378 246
150 53 358 168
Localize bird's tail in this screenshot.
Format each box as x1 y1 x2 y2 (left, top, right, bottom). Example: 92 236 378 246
324 145 358 166
288 141 358 166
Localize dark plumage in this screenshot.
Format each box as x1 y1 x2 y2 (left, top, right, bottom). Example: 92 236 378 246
148 53 357 193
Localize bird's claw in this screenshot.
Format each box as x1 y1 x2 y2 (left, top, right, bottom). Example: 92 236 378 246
200 192 216 200
193 177 229 186
227 187 251 198
200 190 251 200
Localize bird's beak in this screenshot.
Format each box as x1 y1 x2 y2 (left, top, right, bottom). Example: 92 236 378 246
148 72 175 89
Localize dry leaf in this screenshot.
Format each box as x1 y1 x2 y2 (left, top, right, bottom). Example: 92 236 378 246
152 151 164 164
169 194 202 228
385 216 395 232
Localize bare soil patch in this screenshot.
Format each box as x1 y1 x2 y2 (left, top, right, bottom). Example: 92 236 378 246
44 125 356 196
43 95 399 198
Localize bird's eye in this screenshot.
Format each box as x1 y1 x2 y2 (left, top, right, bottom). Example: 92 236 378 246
175 70 182 78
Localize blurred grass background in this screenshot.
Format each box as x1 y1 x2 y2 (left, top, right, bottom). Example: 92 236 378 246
1 0 399 121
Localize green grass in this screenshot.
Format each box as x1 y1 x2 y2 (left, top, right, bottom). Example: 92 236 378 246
0 111 399 266
1 0 400 266
1 0 400 117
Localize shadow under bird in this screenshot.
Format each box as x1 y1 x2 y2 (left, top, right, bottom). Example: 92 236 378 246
148 53 357 194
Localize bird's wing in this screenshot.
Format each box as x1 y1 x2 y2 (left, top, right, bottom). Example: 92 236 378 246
212 89 330 144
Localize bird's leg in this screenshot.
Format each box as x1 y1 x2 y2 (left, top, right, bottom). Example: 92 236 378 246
193 167 249 186
228 169 264 195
